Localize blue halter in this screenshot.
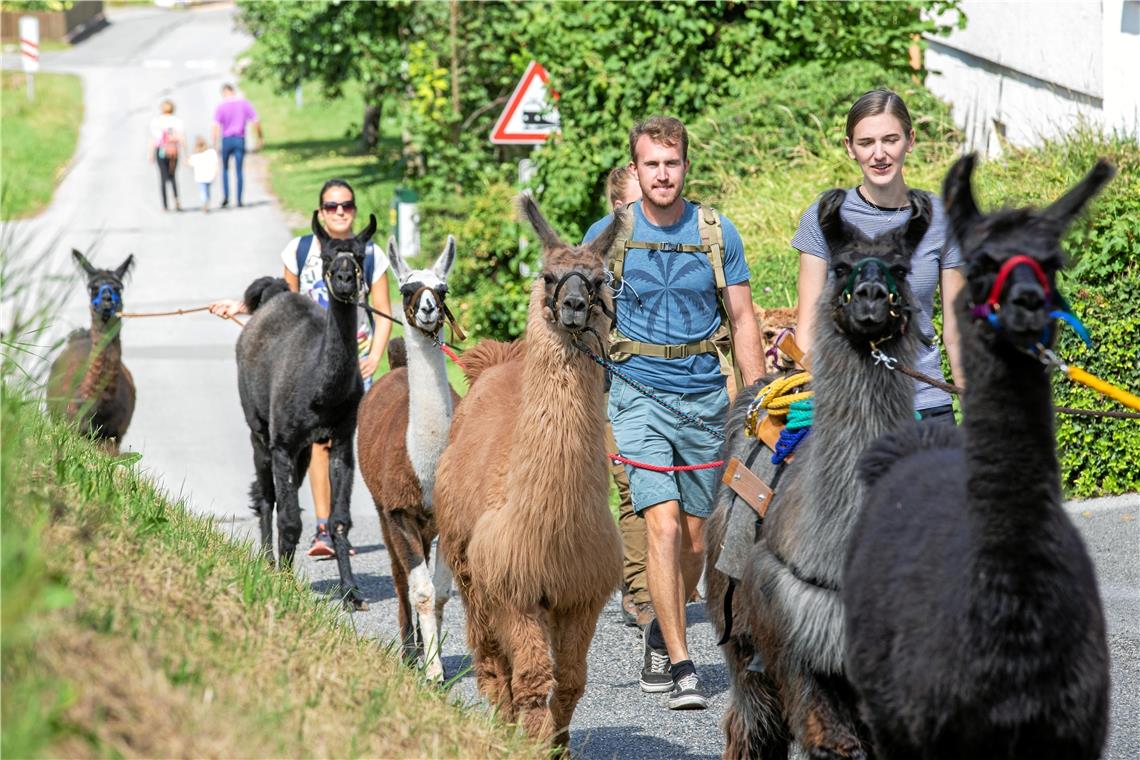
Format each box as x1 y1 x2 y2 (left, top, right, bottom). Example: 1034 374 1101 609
92 284 122 313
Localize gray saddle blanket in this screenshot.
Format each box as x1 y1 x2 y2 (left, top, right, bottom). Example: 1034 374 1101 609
715 444 781 581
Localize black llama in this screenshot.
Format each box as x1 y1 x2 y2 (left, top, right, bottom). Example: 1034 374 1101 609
46 250 136 454
705 189 930 758
235 211 376 610
843 155 1114 759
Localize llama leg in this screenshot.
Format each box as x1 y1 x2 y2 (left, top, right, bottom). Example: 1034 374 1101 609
548 602 604 749
386 510 443 678
431 539 452 658
786 671 866 760
327 437 366 610
270 448 303 570
721 639 790 760
250 433 275 560
506 605 555 741
379 514 416 662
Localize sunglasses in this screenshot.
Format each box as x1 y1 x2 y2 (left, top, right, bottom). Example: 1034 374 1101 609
321 200 356 213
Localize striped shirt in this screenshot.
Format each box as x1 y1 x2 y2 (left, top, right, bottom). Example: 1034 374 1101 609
791 187 961 411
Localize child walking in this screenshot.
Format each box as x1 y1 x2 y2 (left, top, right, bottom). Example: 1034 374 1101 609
188 137 218 213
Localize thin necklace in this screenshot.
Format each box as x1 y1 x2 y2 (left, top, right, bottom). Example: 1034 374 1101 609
857 185 908 227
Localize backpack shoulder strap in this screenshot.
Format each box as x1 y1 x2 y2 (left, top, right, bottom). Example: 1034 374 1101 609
697 203 727 290
609 201 637 281
363 241 375 285
295 234 314 275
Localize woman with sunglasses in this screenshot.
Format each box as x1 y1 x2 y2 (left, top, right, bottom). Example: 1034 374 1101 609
792 89 965 423
211 178 393 556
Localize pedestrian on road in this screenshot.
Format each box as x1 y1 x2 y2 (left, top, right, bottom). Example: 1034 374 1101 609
210 178 393 557
149 99 185 212
212 83 262 209
583 116 765 711
188 136 218 214
603 165 657 631
792 89 965 421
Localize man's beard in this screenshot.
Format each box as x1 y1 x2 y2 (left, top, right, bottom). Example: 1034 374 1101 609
641 182 683 210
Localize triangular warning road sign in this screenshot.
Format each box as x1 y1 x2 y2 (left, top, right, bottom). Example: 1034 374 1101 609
490 61 561 145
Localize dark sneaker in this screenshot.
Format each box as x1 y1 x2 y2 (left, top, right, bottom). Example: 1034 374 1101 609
640 625 672 693
307 525 335 558
668 671 708 710
621 593 638 627
634 601 656 629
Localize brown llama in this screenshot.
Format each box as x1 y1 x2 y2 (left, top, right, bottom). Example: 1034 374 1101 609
358 236 460 682
433 196 623 746
46 250 136 454
755 305 798 375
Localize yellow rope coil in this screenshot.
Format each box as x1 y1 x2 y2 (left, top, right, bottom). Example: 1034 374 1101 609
746 372 813 437
1066 365 1140 412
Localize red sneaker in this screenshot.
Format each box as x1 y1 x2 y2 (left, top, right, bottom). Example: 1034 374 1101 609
306 526 335 558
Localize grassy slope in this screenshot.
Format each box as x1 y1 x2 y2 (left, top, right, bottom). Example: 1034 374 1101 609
241 77 469 393
0 390 544 759
1 71 82 219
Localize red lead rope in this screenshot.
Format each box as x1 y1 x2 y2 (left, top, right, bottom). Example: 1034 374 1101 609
608 453 724 472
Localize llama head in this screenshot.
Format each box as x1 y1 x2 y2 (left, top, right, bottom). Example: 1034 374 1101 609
73 249 133 323
818 188 930 346
518 194 617 337
944 153 1115 349
386 234 456 335
755 305 798 374
312 210 377 304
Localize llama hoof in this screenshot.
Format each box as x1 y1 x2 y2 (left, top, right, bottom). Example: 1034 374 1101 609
342 593 368 612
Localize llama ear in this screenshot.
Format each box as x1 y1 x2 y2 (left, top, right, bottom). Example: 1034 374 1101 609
900 190 932 254
114 254 135 280
72 248 97 276
589 205 626 266
311 210 329 246
386 236 410 280
433 235 456 281
517 193 564 250
942 153 982 248
357 213 378 243
817 189 854 253
1042 159 1115 231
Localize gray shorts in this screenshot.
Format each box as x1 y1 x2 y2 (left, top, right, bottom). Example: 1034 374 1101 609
608 382 728 518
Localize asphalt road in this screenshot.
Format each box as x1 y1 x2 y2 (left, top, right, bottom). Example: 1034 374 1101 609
3 6 1137 759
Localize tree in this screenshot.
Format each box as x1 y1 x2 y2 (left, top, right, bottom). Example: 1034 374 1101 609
235 0 406 150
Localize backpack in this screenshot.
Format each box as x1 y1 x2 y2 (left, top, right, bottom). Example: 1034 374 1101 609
159 128 179 160
608 200 743 390
296 234 376 330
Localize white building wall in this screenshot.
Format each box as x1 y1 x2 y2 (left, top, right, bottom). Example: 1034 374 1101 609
924 1 1139 154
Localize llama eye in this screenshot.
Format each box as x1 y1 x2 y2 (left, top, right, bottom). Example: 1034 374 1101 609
891 266 907 279
542 273 556 285
832 264 851 279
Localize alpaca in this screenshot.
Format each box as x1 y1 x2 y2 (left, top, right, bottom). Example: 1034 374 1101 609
235 211 376 610
705 189 932 758
46 249 136 454
842 156 1114 760
433 196 622 746
357 236 460 681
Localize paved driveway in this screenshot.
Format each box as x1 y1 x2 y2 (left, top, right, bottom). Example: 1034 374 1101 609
3 6 1136 758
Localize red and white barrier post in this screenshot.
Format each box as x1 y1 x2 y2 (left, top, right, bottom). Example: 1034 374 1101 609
19 16 40 101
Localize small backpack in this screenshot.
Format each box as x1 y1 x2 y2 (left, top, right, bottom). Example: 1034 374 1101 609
296 234 376 329
159 128 179 159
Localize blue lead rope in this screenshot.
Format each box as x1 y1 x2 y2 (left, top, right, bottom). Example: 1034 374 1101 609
772 427 810 465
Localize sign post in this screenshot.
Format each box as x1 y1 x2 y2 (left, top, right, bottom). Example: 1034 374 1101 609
19 16 40 101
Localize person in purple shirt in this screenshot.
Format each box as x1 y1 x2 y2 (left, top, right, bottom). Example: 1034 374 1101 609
211 83 263 208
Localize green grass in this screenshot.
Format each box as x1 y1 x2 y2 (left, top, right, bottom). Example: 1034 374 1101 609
0 388 544 758
1 71 82 219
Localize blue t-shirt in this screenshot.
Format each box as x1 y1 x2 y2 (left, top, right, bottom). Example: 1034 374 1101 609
791 187 961 411
583 200 750 394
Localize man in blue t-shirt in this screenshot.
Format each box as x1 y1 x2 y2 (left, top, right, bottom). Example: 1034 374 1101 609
583 116 764 711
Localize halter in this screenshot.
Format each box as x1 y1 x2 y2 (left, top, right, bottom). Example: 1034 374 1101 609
764 327 796 369
968 254 1091 350
838 258 902 318
401 283 467 342
544 270 613 331
91 284 122 314
322 251 364 304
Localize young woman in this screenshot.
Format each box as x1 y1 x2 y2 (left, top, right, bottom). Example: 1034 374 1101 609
211 178 393 554
792 89 965 421
148 99 186 211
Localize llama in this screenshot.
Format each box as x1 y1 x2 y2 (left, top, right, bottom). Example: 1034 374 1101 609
705 189 932 758
842 155 1114 760
433 196 623 746
357 236 460 681
46 250 136 454
235 211 376 610
755 305 798 375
